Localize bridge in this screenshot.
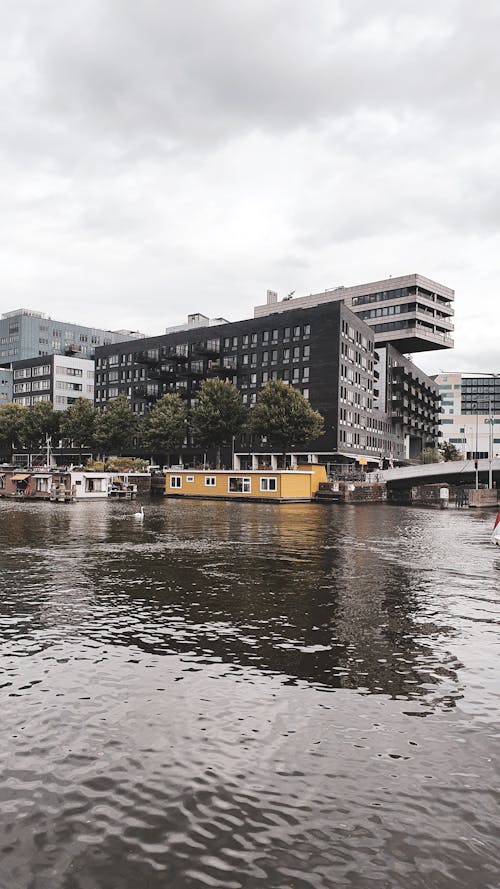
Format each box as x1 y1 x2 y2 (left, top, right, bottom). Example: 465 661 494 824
368 457 500 488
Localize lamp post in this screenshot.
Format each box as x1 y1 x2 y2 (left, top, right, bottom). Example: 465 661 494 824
473 401 479 490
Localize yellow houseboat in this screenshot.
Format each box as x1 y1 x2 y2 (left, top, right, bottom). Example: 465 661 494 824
164 465 327 502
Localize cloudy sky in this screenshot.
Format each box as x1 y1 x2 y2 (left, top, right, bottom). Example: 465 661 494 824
2 0 498 374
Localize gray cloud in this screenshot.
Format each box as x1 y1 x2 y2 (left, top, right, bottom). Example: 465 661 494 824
0 0 498 373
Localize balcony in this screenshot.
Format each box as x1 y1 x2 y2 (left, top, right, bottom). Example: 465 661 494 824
192 339 221 357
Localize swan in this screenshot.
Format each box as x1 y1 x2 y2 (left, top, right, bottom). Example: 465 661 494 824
133 505 144 520
491 510 500 546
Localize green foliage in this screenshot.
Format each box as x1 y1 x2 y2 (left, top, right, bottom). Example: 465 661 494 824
421 446 442 464
191 379 247 467
439 441 463 462
141 394 187 456
0 403 27 456
21 402 60 451
105 456 149 472
60 398 97 455
84 459 106 472
249 380 324 451
93 395 138 456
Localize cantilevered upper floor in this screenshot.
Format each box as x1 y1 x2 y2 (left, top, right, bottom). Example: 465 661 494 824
254 274 454 353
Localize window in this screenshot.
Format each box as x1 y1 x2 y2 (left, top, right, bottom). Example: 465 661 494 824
271 350 278 364
109 354 119 366
260 477 277 492
186 476 194 483
293 326 301 338
304 324 310 336
228 476 251 493
85 477 107 493
251 333 258 345
170 476 182 488
205 476 216 486
283 347 290 361
293 346 300 360
242 334 249 347
262 331 269 344
284 327 291 340
303 345 310 359
262 351 269 364
272 329 279 342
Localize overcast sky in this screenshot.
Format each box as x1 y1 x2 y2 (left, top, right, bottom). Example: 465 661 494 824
1 0 499 375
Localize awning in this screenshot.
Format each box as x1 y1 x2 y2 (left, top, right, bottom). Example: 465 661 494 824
32 473 52 479
10 474 30 481
334 452 381 463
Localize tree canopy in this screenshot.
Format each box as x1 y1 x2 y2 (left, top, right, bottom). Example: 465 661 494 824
93 395 138 456
59 398 97 458
439 441 463 462
141 393 187 457
21 402 60 452
0 403 27 458
191 379 247 467
249 380 324 452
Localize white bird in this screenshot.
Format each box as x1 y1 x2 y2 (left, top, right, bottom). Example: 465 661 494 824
133 505 144 520
491 510 500 546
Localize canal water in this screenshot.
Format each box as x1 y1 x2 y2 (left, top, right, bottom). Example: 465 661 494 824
0 499 498 889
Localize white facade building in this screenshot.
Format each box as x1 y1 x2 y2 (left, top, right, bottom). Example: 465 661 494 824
12 354 95 410
434 372 500 459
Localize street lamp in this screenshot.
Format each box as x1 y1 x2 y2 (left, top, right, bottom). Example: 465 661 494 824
473 401 479 490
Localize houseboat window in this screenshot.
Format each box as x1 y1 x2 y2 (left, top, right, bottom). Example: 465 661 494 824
205 476 216 486
228 477 251 493
85 477 107 493
260 477 277 492
170 476 182 489
186 476 195 483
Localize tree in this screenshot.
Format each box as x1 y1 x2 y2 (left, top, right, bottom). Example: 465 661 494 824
249 380 324 453
421 446 442 464
59 398 98 462
0 403 26 459
93 395 138 457
191 379 247 468
22 402 60 453
141 393 187 462
439 441 463 462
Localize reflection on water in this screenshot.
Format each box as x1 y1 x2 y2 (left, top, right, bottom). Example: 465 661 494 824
0 499 498 889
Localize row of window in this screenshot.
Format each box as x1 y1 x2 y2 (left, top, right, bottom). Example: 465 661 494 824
14 365 51 379
223 324 310 350
170 475 277 493
351 287 412 306
14 394 51 405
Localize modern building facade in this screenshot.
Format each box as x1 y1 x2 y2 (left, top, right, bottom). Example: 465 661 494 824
434 372 500 459
0 368 13 404
11 355 95 411
375 346 440 460
254 274 454 353
95 301 432 467
0 308 144 365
